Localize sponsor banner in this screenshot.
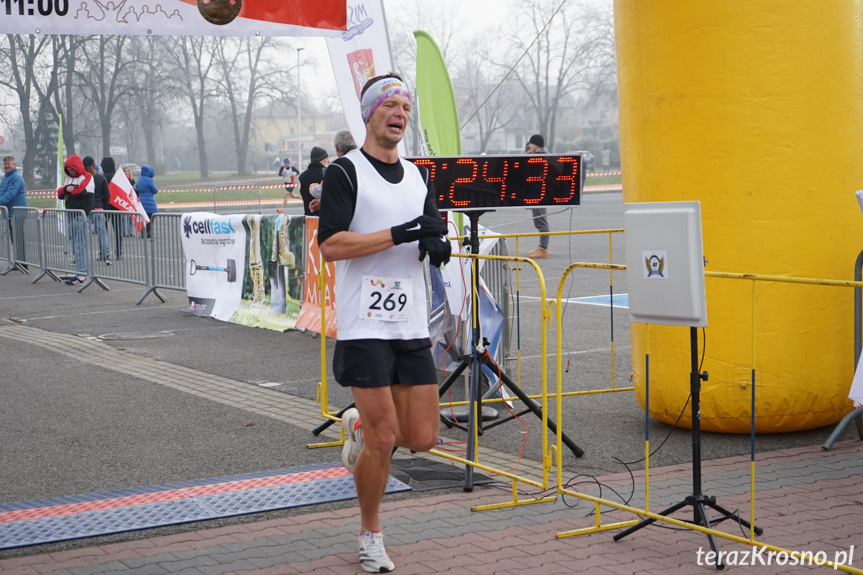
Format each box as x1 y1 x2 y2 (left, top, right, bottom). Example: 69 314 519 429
295 217 337 337
0 0 346 37
326 0 404 154
182 212 305 331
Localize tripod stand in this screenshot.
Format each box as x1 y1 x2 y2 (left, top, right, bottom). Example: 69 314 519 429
613 327 762 569
438 211 583 491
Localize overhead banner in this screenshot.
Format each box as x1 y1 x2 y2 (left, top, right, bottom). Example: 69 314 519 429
0 0 346 36
182 212 305 331
325 0 404 154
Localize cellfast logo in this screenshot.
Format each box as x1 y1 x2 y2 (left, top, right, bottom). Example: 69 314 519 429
183 215 236 238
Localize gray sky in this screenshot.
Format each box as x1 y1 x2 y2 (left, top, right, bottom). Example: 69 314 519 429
297 0 612 103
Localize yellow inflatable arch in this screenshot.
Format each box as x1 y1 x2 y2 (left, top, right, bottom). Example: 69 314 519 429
615 1 863 432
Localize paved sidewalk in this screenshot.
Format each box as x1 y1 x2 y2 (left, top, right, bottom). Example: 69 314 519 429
1 439 861 575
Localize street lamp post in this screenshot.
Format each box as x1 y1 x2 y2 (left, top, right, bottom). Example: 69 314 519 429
297 47 304 172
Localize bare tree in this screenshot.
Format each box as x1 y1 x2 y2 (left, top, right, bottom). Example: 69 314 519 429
505 0 615 151
214 37 289 176
125 36 177 170
76 35 135 159
387 0 462 155
0 34 53 185
166 36 218 178
454 39 518 153
51 35 85 157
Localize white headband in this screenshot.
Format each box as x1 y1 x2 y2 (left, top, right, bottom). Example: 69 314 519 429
360 77 411 124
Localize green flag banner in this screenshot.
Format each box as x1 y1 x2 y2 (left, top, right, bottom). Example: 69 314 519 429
414 30 461 157
414 30 462 234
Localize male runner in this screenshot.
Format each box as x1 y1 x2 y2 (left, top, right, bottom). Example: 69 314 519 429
318 73 450 573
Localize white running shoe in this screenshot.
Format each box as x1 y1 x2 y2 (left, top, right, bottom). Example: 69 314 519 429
341 407 363 473
358 529 394 573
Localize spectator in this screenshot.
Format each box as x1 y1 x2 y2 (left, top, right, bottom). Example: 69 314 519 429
0 155 27 266
278 158 299 213
602 148 610 172
83 156 111 265
57 155 95 285
137 164 159 238
300 146 329 216
333 129 357 158
525 134 550 259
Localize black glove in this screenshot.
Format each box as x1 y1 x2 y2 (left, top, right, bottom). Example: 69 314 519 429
391 215 447 245
418 234 452 267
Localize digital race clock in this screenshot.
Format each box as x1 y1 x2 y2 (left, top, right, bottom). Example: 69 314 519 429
406 154 583 211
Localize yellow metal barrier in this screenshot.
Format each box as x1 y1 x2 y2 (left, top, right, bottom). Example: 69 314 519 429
309 229 625 433
549 267 863 574
308 257 343 449
447 250 556 498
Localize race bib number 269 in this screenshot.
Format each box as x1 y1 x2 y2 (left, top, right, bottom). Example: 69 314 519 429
359 276 412 322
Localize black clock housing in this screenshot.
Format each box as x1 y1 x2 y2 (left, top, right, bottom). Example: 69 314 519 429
406 154 583 211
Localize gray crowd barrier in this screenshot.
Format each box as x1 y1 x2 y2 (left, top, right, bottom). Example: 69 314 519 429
481 236 512 366
84 211 150 294
138 213 186 304
1 206 34 276
36 208 107 290
212 186 261 215
0 206 11 273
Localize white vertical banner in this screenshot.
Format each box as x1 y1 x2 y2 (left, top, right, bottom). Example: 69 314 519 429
325 0 405 155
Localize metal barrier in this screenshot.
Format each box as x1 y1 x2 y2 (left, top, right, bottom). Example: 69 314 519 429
2 207 36 276
427 251 557 493
36 209 106 290
822 250 863 448
212 186 261 215
504 228 625 394
83 211 150 293
479 236 511 370
0 207 11 274
138 213 186 304
544 268 863 575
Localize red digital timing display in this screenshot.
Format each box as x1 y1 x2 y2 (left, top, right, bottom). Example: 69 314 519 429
406 154 583 211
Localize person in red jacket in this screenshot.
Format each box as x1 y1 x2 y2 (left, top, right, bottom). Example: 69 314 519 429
57 155 95 285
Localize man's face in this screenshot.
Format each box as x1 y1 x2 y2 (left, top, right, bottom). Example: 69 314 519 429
367 94 411 148
321 157 330 167
3 159 14 174
526 143 541 154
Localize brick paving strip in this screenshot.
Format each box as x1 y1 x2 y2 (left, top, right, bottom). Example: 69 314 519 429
2 324 862 574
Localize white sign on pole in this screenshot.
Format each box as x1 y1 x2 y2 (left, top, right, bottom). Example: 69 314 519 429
624 201 707 327
325 0 405 155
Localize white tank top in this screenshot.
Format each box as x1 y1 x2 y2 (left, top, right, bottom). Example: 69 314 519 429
334 150 430 341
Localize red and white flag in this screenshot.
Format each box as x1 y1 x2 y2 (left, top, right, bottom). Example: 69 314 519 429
109 171 149 232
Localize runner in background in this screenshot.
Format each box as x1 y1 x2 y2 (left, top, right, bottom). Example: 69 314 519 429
278 158 299 213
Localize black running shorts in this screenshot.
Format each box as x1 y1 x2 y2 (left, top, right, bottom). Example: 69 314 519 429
333 338 436 388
